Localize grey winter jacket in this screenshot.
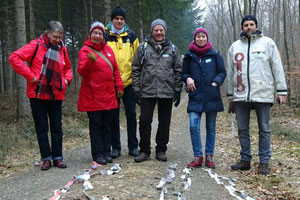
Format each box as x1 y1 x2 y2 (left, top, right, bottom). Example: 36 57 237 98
226 31 287 103
132 37 182 98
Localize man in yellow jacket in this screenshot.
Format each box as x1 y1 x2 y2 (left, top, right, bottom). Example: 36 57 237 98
105 6 140 158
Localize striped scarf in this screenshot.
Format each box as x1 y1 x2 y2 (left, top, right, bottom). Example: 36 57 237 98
36 44 63 100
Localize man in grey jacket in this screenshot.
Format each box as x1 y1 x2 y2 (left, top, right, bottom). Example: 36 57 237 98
132 19 182 163
226 15 287 175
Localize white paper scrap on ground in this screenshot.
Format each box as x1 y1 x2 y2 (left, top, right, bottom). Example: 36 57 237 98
204 169 255 200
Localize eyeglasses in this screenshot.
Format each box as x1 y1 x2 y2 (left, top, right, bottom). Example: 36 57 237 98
49 33 63 40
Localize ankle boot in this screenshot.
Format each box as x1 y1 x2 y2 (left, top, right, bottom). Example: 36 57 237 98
205 155 215 168
187 156 203 168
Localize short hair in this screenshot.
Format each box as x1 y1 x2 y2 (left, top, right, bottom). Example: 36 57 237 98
46 21 64 34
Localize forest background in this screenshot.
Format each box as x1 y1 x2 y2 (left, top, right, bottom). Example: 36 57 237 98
0 0 300 188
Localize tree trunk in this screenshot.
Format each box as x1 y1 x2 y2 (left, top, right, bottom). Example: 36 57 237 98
228 0 237 41
87 0 93 24
57 0 63 22
253 0 258 16
79 0 88 45
104 0 112 25
2 0 13 94
244 0 248 16
15 0 30 120
28 0 35 40
249 0 251 14
138 0 144 41
282 0 291 104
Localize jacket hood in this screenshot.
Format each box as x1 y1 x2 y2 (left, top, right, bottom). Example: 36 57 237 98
106 21 129 33
240 30 263 41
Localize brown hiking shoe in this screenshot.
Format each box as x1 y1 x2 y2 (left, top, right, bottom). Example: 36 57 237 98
231 160 251 170
134 152 150 163
259 163 269 175
155 152 167 162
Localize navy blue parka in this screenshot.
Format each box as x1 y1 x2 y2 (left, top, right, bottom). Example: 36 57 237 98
182 48 226 113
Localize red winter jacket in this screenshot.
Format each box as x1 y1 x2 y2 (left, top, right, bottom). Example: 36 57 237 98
9 34 72 100
77 38 123 112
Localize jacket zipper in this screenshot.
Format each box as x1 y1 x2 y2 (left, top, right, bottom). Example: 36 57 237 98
247 37 251 101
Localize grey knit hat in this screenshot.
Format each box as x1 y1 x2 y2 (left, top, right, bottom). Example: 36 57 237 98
89 21 105 36
151 19 167 32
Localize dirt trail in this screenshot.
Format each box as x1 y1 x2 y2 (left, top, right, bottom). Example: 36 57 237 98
0 94 234 200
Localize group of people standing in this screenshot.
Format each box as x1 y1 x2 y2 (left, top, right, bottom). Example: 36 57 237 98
9 5 287 176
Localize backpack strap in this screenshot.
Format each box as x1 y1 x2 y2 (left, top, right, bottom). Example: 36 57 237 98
140 42 148 65
30 40 39 67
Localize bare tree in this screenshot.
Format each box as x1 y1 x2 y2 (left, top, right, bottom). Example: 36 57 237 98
87 0 93 24
138 0 144 41
28 0 35 40
104 0 112 25
57 0 63 23
15 0 30 119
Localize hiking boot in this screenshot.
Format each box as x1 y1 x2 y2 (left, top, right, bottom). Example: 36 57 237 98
187 156 203 168
231 160 251 171
128 148 139 157
205 155 215 169
134 152 150 163
53 159 67 168
41 160 52 170
259 163 269 175
111 149 121 158
104 153 113 163
96 156 107 165
155 152 167 162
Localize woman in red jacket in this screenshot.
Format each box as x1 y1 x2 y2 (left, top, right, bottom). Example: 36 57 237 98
9 21 72 170
78 21 124 165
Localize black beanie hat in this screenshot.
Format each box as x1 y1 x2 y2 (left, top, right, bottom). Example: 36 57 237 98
111 6 126 20
241 15 257 27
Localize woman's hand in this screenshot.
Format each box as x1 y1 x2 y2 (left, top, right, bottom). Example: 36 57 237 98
212 82 218 87
88 52 97 62
187 77 196 91
30 76 37 83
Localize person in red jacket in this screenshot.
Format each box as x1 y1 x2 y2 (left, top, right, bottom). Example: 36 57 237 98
9 21 72 170
78 21 124 165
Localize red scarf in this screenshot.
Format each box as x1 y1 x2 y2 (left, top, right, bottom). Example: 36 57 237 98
189 41 212 58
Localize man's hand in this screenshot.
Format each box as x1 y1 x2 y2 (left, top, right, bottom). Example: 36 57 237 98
276 95 286 105
174 91 181 107
228 99 235 113
134 91 141 106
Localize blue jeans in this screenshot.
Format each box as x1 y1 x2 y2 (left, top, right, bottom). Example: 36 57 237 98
111 85 138 152
30 98 63 161
234 102 272 164
189 111 217 157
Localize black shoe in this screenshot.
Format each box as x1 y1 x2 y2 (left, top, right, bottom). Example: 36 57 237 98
259 163 269 175
231 160 251 170
128 148 139 157
155 152 167 162
96 156 107 165
111 149 121 158
134 152 150 163
104 153 113 163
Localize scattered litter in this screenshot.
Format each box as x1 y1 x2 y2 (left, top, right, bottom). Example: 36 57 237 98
159 186 167 200
83 189 96 200
204 169 255 200
34 161 40 166
156 164 176 189
182 177 191 190
49 189 60 200
74 170 91 181
101 163 122 175
173 191 187 200
169 163 177 170
83 180 93 191
91 161 102 170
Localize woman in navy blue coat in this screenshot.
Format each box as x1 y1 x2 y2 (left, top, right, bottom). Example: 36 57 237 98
182 28 226 169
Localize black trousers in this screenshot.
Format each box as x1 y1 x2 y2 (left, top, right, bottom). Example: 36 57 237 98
87 110 113 161
139 98 173 155
30 98 63 161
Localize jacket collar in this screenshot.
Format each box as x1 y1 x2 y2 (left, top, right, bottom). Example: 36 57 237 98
240 30 263 41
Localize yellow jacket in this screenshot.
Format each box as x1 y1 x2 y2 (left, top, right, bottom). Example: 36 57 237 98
105 22 139 88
